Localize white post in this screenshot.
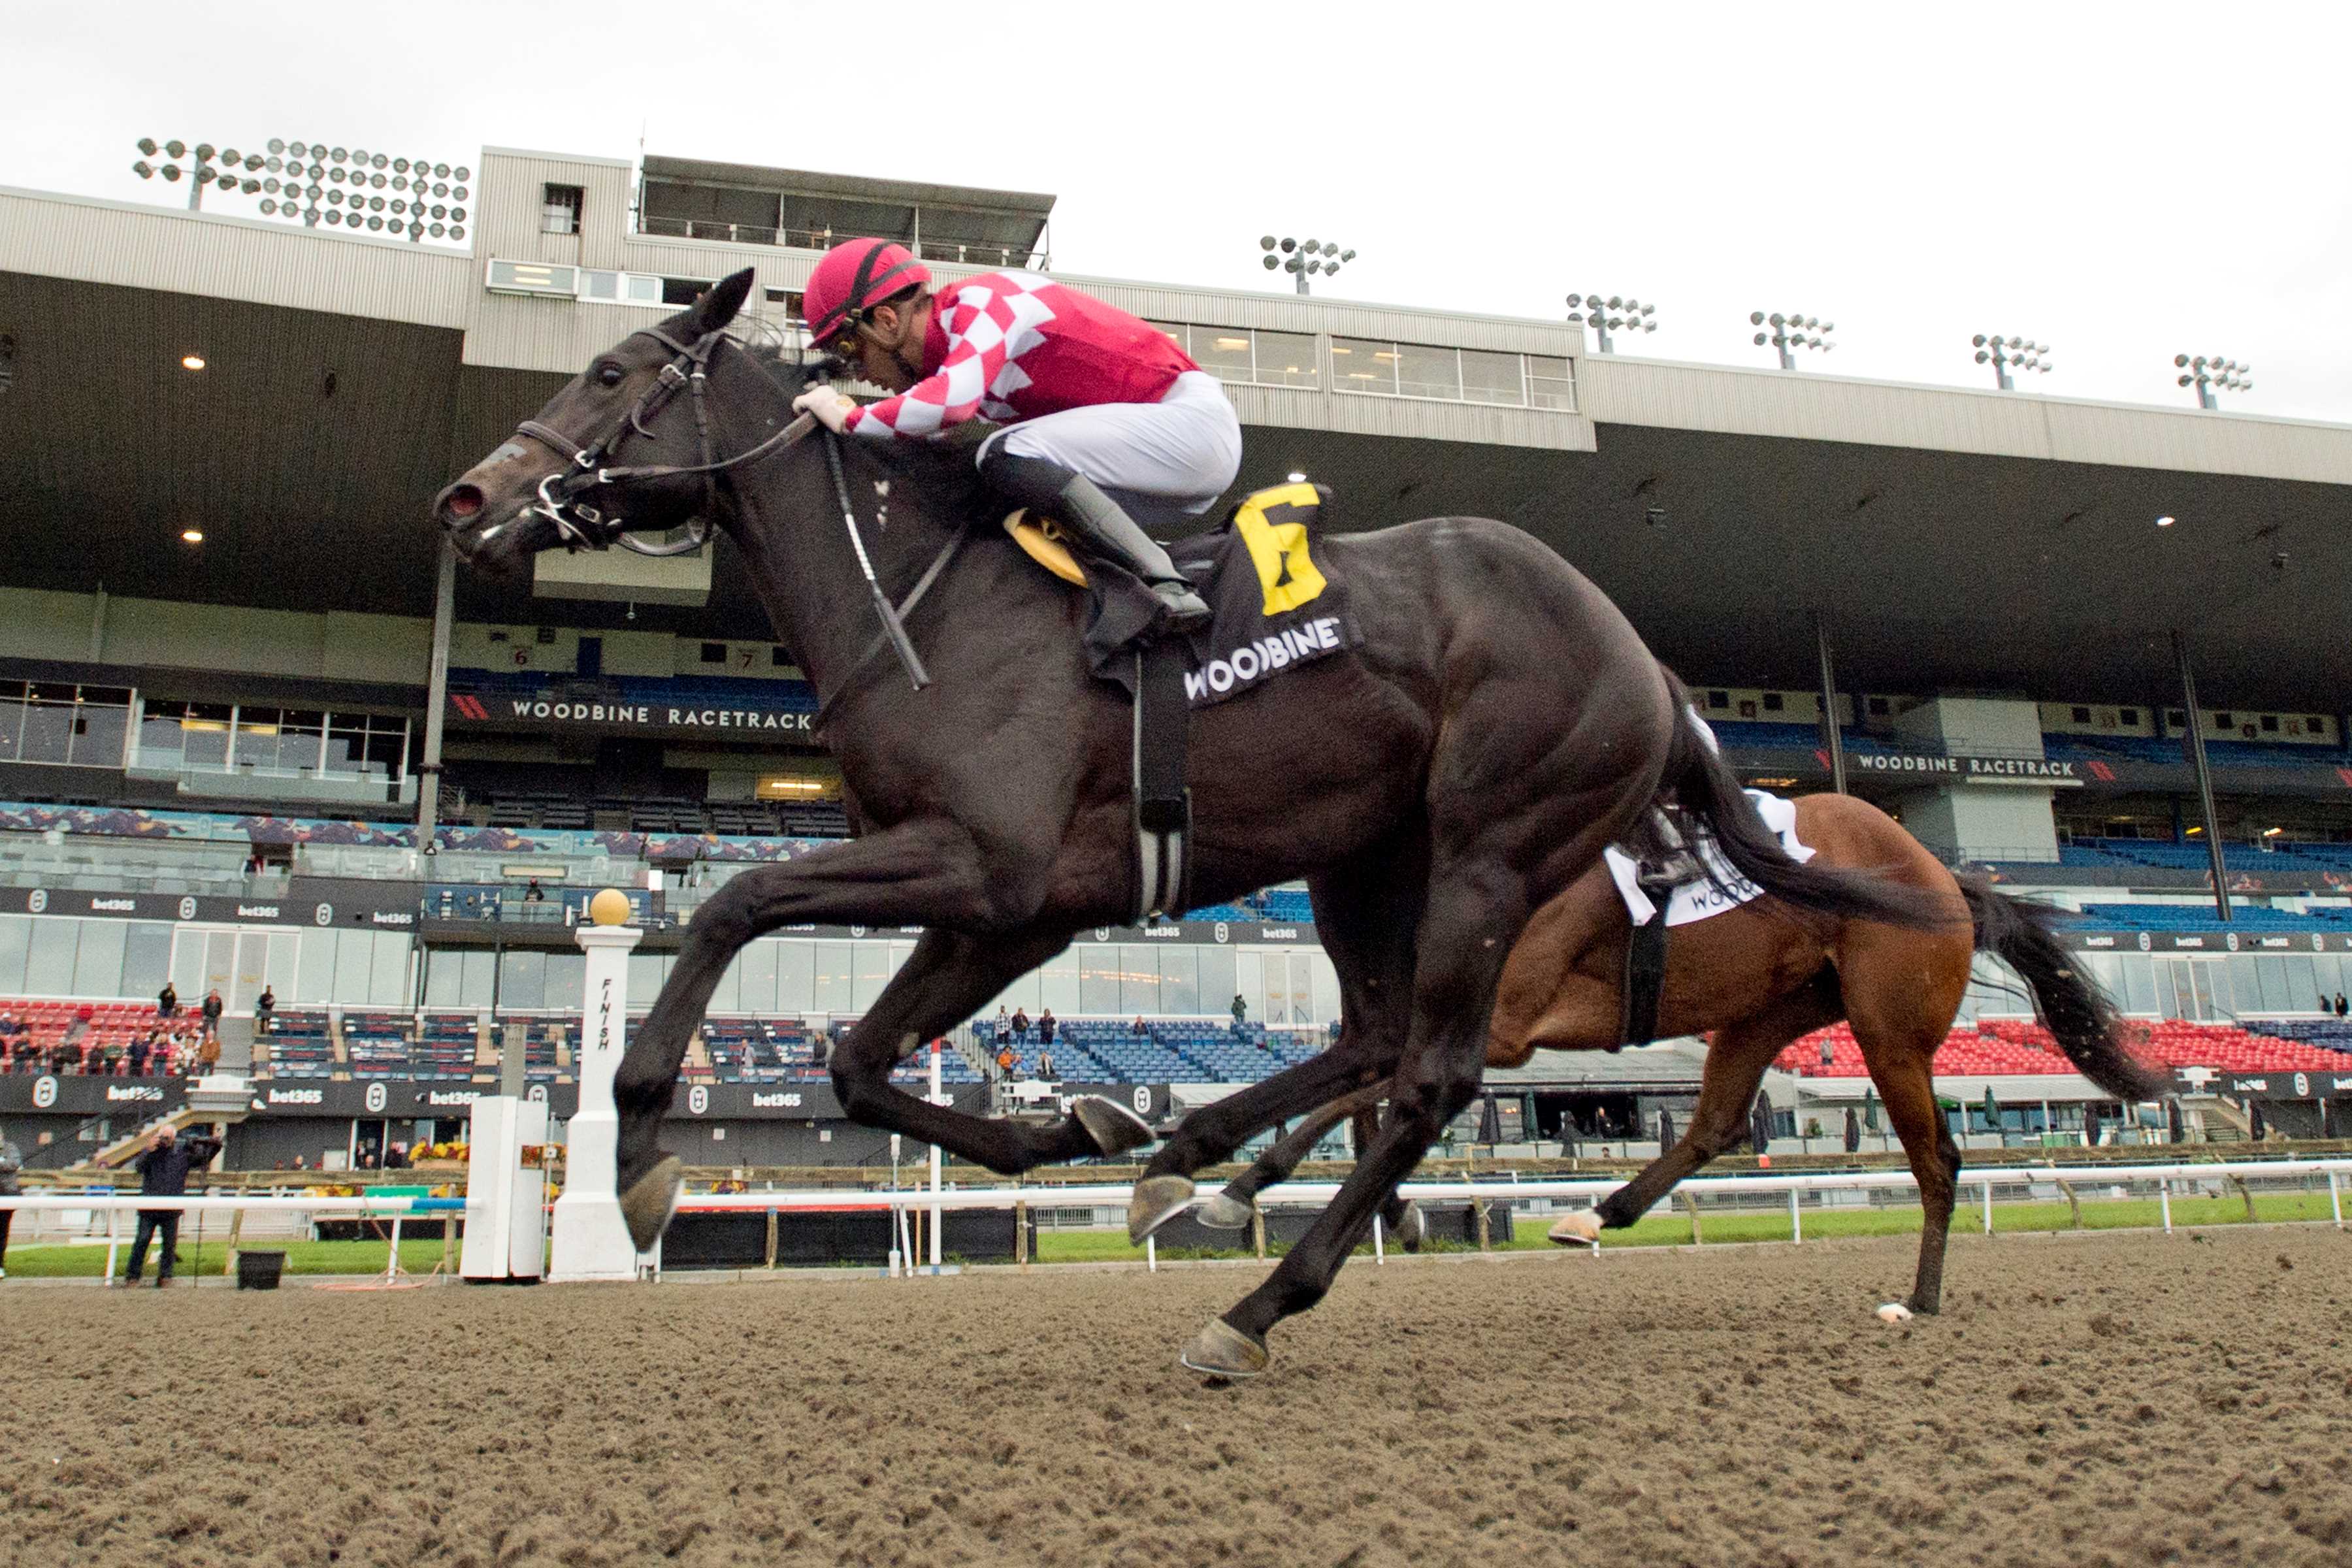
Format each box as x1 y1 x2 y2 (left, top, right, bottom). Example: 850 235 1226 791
104 1205 120 1285
928 1041 943 1271
1372 1212 1385 1263
1982 1180 1993 1235
1789 1186 1802 1243
1145 1233 1156 1272
549 908 647 1282
2159 1181 2172 1232
2331 1170 2343 1230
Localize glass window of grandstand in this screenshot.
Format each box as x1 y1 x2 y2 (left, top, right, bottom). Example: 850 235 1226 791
542 183 583 236
0 681 133 766
133 702 406 781
1330 337 1399 395
1147 324 1319 390
1526 354 1575 410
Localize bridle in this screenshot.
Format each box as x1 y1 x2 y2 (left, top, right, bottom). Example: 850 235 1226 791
506 321 934 693
511 323 809 557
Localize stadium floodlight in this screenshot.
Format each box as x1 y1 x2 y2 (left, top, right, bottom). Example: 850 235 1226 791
1566 292 1658 354
1972 333 2051 391
1750 308 1837 370
129 135 472 246
2174 352 2251 410
1258 232 1357 295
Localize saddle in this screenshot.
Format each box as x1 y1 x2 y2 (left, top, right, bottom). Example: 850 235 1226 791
1004 482 1356 925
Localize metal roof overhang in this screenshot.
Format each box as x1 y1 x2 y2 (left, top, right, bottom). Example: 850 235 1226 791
640 156 1053 255
5 270 2349 710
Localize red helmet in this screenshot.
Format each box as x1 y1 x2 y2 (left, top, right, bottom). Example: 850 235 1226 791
803 238 932 347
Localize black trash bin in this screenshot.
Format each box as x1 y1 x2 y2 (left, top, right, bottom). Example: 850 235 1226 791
235 1250 287 1290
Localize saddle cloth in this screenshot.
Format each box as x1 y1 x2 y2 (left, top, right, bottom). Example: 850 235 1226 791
1604 790 1814 928
1011 482 1360 703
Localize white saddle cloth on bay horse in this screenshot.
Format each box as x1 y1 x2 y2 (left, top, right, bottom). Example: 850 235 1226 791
1605 789 1815 928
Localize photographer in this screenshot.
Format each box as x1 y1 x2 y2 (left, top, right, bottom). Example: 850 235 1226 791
123 1124 223 1288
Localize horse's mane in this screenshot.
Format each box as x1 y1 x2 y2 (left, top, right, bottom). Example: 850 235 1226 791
720 325 990 521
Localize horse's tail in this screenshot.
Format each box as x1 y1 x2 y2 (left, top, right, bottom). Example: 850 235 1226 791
1958 876 2168 1102
1657 667 1963 934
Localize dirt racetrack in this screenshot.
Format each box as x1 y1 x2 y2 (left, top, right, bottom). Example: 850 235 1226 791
6 1224 2350 1568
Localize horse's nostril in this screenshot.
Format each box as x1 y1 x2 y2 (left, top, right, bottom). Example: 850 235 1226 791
445 485 484 521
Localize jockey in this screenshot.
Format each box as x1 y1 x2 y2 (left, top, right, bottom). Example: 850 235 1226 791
790 239 1231 630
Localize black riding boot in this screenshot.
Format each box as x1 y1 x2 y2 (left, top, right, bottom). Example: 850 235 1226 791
979 448 1211 631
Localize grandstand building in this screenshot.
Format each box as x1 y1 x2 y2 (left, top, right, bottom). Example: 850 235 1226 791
5 146 2352 1166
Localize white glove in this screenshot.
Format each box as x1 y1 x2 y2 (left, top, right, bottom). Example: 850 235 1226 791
792 384 853 434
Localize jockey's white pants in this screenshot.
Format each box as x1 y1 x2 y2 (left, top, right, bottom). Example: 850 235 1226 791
979 371 1243 529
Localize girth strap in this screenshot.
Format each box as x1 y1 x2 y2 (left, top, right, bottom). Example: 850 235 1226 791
1130 640 1192 923
1616 899 1671 1050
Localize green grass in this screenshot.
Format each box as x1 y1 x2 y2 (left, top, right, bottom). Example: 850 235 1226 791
1034 1192 2344 1264
0 1237 453 1280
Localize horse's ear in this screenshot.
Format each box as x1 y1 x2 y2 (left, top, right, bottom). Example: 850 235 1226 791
695 269 756 333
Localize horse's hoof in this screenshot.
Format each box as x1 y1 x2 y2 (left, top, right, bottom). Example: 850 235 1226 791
1073 1096 1154 1158
1548 1209 1603 1247
1178 1318 1269 1379
1127 1175 1197 1244
1390 1201 1426 1252
619 1154 684 1252
1194 1192 1254 1231
1875 1302 1914 1325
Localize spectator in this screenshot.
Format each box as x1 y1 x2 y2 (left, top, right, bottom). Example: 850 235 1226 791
125 1124 223 1288
1037 1008 1056 1047
157 981 179 1019
383 1142 409 1171
994 1007 1013 1051
291 1155 308 1172
524 878 546 904
61 1007 94 1073
1038 1047 1056 1079
1232 994 1249 1026
994 1046 1017 1079
255 985 276 1032
0 1130 19 1277
2338 992 2348 1019
1011 1007 1031 1043
195 1022 221 1078
1129 1015 1149 1037
200 988 223 1041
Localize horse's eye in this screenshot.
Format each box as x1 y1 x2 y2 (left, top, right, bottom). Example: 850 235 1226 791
596 365 625 388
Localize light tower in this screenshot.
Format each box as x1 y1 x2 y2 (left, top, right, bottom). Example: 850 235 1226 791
1973 334 2051 391
1259 235 1356 296
132 137 470 244
2174 354 2251 410
1752 310 1835 369
1567 293 1657 353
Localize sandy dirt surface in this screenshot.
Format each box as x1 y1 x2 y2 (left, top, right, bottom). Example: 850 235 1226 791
5 1225 2350 1568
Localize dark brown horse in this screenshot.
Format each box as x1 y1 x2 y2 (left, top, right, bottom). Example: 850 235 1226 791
1188 792 2166 1317
433 271 1950 1374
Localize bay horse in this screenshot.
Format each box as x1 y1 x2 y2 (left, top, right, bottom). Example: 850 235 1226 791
1184 792 2165 1318
433 270 1952 1374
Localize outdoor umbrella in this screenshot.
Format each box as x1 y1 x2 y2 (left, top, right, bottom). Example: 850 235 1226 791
2249 1101 2267 1141
1657 1108 1676 1149
1843 1107 1861 1153
2167 1098 2186 1143
1477 1092 1503 1146
1749 1093 1774 1154
2083 1103 2101 1146
1861 1085 1879 1134
1982 1086 2002 1138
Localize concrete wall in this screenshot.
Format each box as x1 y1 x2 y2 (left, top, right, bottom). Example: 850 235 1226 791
0 588 429 685
1898 782 2060 862
1894 696 2046 757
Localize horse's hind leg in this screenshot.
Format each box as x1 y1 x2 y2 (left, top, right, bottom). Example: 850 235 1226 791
1554 976 1840 1245
1360 1100 1428 1250
1844 926 1972 1318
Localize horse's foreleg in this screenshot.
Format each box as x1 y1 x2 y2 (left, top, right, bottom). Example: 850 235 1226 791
1195 1086 1382 1230
1554 979 1840 1245
612 822 1053 1241
828 926 1149 1176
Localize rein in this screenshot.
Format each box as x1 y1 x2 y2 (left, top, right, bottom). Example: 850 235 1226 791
508 326 930 693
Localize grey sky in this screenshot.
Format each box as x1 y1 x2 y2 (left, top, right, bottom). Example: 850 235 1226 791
6 1 2347 421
